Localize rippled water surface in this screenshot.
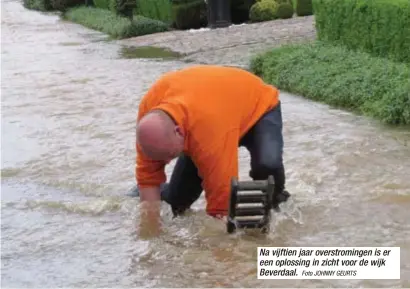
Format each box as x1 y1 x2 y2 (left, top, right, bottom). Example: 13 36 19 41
2 1 410 287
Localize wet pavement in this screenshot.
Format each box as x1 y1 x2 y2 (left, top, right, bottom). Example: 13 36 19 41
121 15 316 67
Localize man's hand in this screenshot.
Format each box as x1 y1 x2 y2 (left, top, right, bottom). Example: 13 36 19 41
138 187 162 238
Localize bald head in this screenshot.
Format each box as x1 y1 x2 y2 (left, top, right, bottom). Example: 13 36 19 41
137 110 184 161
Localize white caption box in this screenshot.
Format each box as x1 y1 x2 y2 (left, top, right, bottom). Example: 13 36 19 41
257 247 400 279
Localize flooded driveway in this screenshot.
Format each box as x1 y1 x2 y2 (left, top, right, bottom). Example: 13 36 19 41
1 0 410 287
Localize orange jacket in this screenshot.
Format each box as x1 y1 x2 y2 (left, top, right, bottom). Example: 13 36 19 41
136 65 279 216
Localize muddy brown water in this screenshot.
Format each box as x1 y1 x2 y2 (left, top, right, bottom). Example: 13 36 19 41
1 1 410 287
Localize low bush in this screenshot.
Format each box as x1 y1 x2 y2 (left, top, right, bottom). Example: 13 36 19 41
23 0 52 11
295 0 312 16
276 2 293 19
313 0 410 64
135 0 173 24
249 0 278 22
63 6 169 39
250 42 410 125
171 0 204 29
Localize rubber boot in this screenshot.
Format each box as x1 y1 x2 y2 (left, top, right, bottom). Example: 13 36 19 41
271 190 290 212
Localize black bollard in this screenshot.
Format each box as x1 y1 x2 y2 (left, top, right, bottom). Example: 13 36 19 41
207 0 232 29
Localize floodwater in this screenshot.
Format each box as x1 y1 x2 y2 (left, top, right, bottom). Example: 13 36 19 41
1 0 410 287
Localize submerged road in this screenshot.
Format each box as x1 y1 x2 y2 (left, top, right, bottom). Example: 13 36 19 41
2 1 410 287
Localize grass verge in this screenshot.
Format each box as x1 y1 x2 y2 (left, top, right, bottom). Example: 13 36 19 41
63 6 170 39
250 41 410 125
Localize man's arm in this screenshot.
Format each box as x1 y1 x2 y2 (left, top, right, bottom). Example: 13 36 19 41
135 144 165 237
139 186 161 201
135 94 167 196
135 143 166 198
135 97 166 236
138 187 162 238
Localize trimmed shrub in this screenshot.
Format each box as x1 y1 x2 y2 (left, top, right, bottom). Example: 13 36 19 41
63 6 169 38
135 0 173 24
313 0 410 64
295 0 312 16
172 0 204 30
276 0 294 9
23 0 52 11
51 0 84 11
249 0 278 22
276 2 293 18
250 41 410 125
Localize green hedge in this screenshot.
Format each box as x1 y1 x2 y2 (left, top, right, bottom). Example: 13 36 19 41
313 0 410 64
250 42 410 125
63 6 169 39
135 0 173 24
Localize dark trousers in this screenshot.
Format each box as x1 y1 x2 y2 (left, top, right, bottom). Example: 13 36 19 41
161 102 285 214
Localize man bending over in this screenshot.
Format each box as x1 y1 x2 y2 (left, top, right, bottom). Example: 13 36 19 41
134 65 290 232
